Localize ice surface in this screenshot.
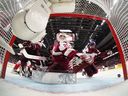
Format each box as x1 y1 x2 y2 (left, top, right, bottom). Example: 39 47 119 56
4 63 124 93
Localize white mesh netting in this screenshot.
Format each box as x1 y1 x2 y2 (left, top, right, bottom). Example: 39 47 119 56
0 0 31 73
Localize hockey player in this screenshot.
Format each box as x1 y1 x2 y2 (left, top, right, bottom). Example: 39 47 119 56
13 40 42 76
48 34 77 72
82 39 100 77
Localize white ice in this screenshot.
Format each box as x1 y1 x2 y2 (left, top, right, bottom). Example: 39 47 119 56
0 63 127 96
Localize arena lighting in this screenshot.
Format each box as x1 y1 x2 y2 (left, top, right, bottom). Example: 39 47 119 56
94 25 99 31
101 20 106 26
59 29 72 33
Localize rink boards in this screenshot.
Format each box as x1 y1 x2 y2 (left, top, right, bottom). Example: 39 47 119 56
32 70 77 84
